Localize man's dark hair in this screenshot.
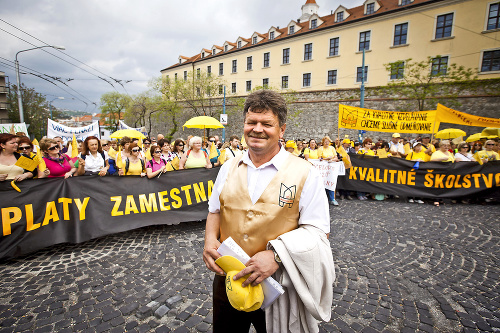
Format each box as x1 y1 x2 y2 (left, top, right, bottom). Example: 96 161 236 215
243 90 287 126
229 135 239 142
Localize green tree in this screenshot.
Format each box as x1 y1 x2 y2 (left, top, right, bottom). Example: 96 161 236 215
383 56 478 111
149 76 184 141
99 92 131 132
7 84 64 139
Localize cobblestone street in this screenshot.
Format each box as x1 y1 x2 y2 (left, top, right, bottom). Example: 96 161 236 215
0 199 499 333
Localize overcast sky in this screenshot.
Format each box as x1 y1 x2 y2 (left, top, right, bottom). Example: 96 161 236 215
1 0 365 113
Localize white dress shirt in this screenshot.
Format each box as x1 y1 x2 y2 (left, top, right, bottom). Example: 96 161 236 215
208 147 330 233
79 151 109 173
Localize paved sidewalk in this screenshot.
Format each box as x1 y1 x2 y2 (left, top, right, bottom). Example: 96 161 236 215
0 200 499 332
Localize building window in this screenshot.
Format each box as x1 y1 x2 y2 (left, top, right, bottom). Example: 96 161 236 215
337 11 344 22
219 63 224 76
225 45 228 52
487 3 500 30
212 49 216 55
246 80 252 92
311 19 317 29
183 71 187 81
289 25 295 35
329 37 339 56
359 31 370 51
207 66 211 76
356 66 368 82
179 59 182 64
303 73 311 87
390 62 405 79
394 23 408 46
435 13 454 39
283 48 290 64
327 70 337 85
232 60 237 73
197 68 201 79
481 50 500 72
253 36 258 44
263 52 270 67
237 41 242 48
282 76 289 89
366 3 375 14
270 31 275 40
219 85 223 94
231 82 237 93
431 56 448 76
263 78 269 88
247 56 253 70
304 43 313 61
201 52 205 59
401 0 412 5
196 87 201 96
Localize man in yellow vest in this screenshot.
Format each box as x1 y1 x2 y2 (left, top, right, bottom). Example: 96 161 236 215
203 90 335 332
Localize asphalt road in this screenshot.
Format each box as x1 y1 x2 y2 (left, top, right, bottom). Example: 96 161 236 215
0 199 499 333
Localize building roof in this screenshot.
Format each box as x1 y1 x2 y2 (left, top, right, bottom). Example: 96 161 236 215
161 0 433 72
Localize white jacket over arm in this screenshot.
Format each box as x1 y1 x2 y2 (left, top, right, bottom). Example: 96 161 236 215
266 224 336 333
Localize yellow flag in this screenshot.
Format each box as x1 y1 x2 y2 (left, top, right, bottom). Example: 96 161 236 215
15 155 38 172
71 134 78 158
145 148 152 161
209 143 218 159
138 137 143 150
241 135 247 149
218 149 226 165
37 155 47 172
166 156 179 171
32 138 39 147
404 143 411 156
9 124 15 134
108 146 117 159
115 151 124 169
337 145 352 169
377 149 388 158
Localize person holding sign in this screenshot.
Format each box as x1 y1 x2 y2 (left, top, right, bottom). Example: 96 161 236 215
17 137 49 178
40 138 77 178
146 145 167 178
203 90 334 332
0 134 33 182
318 136 340 206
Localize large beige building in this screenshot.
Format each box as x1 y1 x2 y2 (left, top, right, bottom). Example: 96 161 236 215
0 72 9 124
161 0 500 96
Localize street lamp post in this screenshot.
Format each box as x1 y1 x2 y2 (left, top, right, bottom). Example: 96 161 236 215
15 45 65 123
49 96 65 120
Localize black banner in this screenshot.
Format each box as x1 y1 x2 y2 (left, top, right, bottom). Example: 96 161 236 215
337 155 500 199
0 168 219 260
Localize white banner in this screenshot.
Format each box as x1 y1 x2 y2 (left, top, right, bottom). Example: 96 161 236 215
0 123 28 136
309 160 342 191
47 119 100 141
119 120 147 135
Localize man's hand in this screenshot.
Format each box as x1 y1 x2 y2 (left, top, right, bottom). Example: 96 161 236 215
233 250 279 287
203 237 223 275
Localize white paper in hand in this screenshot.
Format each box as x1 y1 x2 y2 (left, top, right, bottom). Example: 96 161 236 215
217 237 284 309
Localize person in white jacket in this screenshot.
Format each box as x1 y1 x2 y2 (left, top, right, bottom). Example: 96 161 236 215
203 90 335 333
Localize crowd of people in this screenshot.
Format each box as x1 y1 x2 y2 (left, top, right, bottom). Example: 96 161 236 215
0 130 498 205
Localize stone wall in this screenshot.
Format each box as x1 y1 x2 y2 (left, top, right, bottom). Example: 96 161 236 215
149 81 500 143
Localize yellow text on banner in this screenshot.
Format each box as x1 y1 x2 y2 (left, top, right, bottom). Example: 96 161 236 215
338 105 438 134
436 104 500 128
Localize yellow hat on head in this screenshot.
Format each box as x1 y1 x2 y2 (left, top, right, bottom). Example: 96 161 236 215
215 256 264 312
392 133 401 138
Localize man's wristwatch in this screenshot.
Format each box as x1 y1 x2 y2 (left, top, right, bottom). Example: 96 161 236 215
272 249 282 264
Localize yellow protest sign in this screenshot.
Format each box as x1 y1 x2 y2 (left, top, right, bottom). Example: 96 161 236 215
339 105 438 133
436 104 500 128
15 156 39 172
208 143 218 159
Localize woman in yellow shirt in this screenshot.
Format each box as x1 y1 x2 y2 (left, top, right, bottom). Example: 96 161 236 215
406 142 429 162
303 139 319 160
358 138 375 156
119 142 146 177
430 140 455 163
317 136 339 206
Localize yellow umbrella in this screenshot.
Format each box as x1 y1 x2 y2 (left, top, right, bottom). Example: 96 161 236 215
110 129 146 139
466 133 482 143
481 127 500 137
435 128 466 140
182 116 225 130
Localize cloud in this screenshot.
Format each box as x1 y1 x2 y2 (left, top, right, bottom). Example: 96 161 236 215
1 0 364 112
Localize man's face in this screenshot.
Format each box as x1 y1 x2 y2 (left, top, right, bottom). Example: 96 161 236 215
244 109 285 154
55 137 63 148
343 142 350 149
422 137 430 144
392 137 399 144
230 139 239 148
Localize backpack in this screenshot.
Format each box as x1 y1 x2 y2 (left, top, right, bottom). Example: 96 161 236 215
148 158 167 170
80 151 106 161
125 158 145 174
186 149 208 158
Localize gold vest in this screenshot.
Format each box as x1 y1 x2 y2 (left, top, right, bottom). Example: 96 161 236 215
220 154 311 257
